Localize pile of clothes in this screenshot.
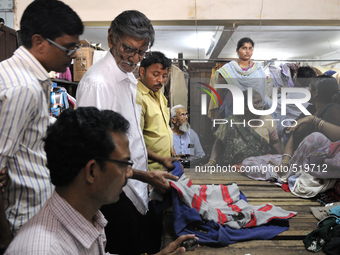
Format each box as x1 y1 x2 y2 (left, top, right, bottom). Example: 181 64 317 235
304 204 340 254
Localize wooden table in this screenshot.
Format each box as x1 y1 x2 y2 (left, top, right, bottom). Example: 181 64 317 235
162 168 321 255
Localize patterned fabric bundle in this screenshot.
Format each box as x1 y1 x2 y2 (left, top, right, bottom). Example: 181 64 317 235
170 173 296 229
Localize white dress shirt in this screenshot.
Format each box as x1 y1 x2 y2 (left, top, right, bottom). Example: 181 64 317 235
76 52 149 214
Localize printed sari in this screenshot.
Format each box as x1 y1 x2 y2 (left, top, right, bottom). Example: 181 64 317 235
214 115 271 166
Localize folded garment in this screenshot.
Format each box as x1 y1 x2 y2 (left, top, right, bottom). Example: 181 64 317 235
160 164 297 246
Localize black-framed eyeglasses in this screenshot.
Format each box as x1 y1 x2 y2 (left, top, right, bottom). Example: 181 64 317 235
118 36 148 57
46 38 81 57
96 157 134 168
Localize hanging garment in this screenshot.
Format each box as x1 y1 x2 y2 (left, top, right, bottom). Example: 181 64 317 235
170 65 188 109
269 65 287 89
280 63 295 88
207 63 223 119
55 67 72 82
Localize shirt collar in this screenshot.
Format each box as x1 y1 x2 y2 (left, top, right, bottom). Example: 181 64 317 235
137 79 160 98
15 46 50 82
49 191 108 249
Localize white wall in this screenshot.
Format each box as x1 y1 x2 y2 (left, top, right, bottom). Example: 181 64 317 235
13 0 340 29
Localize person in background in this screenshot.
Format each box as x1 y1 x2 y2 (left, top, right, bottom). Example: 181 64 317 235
4 107 196 255
136 51 175 171
243 75 340 198
216 37 270 118
272 66 317 139
76 10 178 254
0 0 83 252
171 105 205 157
207 90 282 167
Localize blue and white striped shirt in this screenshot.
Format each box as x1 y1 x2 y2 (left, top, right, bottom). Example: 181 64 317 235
0 46 54 235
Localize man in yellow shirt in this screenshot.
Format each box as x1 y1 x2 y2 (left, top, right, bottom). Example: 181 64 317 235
136 52 175 171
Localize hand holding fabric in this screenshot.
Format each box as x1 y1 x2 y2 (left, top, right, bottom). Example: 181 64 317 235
147 171 179 193
162 157 178 170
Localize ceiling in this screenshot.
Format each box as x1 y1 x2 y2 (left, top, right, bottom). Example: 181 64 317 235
80 25 340 64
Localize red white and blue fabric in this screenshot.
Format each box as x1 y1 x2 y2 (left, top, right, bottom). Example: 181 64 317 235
153 162 297 246
170 175 296 229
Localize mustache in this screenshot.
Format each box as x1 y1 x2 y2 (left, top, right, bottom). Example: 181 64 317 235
122 60 136 66
117 51 137 66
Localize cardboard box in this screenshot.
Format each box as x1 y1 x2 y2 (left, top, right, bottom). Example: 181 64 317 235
73 47 94 81
73 40 105 81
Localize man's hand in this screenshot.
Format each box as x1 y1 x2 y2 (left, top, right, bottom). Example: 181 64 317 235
148 171 179 193
155 234 198 255
161 157 178 170
0 167 8 193
131 169 179 193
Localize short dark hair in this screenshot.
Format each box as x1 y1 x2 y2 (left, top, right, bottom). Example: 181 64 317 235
236 37 255 52
109 10 155 48
44 107 130 187
296 66 317 87
140 51 172 72
20 0 84 48
310 75 339 103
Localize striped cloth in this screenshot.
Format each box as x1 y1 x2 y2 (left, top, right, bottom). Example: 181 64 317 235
4 191 108 255
0 46 54 235
170 174 296 229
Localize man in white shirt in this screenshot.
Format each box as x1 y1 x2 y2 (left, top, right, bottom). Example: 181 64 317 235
5 107 195 255
76 10 178 254
0 0 83 252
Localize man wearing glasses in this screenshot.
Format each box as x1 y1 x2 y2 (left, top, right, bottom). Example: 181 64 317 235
0 0 83 252
76 10 178 254
171 105 205 157
5 107 196 254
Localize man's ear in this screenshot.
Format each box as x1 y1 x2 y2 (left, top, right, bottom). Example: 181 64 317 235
139 67 145 78
84 159 99 184
171 117 176 124
31 34 46 54
107 28 114 49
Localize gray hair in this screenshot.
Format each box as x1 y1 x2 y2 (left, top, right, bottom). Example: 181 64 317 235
109 10 155 47
170 104 185 119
